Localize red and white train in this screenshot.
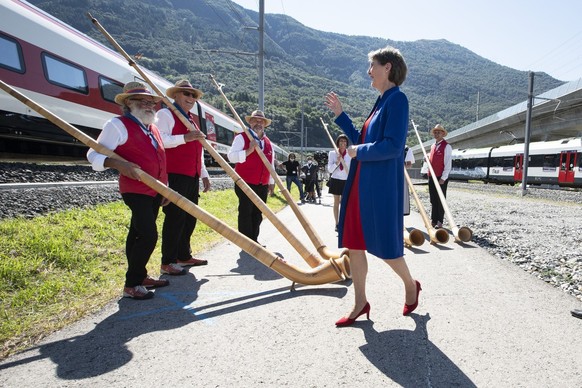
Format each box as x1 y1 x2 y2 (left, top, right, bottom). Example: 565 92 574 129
448 138 582 187
0 0 288 164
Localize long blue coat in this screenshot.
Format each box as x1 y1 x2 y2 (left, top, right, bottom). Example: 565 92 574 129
335 87 408 259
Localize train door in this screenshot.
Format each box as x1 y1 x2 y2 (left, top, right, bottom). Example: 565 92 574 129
514 153 523 181
558 151 576 184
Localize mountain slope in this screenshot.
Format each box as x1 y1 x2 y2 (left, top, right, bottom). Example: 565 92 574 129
28 0 565 147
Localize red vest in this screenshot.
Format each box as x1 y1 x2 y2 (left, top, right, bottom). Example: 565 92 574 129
428 139 448 177
116 116 168 196
164 109 203 177
234 133 273 185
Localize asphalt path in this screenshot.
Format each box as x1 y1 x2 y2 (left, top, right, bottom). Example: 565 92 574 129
1 188 581 387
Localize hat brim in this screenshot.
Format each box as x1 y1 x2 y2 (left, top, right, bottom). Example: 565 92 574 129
114 92 162 106
430 128 448 136
245 115 272 127
166 86 203 100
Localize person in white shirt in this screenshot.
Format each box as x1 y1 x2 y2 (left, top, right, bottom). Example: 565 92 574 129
427 124 452 228
87 81 168 300
327 134 352 230
227 110 275 243
155 79 210 276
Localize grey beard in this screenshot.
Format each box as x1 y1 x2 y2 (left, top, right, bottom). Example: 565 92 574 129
132 107 156 126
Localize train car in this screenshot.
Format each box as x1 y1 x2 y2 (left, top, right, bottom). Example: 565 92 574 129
0 0 288 164
449 138 582 187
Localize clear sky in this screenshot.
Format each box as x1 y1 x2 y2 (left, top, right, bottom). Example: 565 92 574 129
230 0 582 82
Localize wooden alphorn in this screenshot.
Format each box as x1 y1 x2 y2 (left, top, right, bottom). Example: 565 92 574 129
404 168 449 244
210 76 347 260
411 120 472 242
0 79 351 285
86 13 332 269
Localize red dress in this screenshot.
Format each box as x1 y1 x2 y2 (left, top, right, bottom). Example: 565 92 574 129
341 115 373 250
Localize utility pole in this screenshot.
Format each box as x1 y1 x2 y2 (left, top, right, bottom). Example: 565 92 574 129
193 0 265 110
300 102 304 163
476 90 480 121
521 71 534 197
258 0 264 111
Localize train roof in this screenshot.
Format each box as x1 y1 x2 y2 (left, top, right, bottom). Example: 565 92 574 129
453 138 582 158
490 138 582 156
2 0 174 92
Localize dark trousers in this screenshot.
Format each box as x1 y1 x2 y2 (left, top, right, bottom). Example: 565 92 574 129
286 175 304 198
161 173 200 264
428 177 448 224
235 183 268 242
121 193 162 287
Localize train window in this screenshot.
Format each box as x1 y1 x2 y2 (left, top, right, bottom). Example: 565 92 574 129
0 34 25 73
99 76 123 103
41 53 88 94
529 154 544 168
542 154 559 171
491 156 513 168
215 124 233 145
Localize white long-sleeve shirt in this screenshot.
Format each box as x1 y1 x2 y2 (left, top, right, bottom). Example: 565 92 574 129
405 147 415 166
435 141 453 181
327 149 351 180
155 108 208 179
227 130 274 185
87 117 132 171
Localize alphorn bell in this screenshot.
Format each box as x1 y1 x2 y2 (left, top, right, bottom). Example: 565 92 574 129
411 120 472 242
0 79 351 285
404 225 425 247
404 168 449 244
85 13 330 269
209 76 347 260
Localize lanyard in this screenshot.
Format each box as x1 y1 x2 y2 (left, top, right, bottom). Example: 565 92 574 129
125 113 158 149
248 128 264 149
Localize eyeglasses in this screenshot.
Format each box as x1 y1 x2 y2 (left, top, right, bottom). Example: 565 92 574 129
182 91 198 98
129 98 157 107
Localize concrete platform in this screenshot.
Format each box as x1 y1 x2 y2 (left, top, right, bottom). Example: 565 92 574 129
1 189 581 387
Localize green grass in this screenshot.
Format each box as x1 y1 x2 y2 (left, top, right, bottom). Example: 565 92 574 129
0 187 292 360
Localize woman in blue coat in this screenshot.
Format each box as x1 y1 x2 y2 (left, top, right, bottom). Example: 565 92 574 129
325 46 421 327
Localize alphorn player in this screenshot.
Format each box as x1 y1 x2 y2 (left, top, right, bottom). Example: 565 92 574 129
325 46 421 327
156 79 210 276
427 124 452 228
87 81 169 300
227 110 275 244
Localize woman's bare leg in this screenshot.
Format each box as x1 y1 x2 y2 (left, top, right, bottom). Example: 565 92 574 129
384 257 418 304
333 194 341 226
346 249 368 317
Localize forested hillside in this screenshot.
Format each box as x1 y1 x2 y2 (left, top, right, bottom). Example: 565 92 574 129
28 0 564 147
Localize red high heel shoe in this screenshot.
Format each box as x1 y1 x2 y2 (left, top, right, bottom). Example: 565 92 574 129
335 302 371 327
403 280 422 316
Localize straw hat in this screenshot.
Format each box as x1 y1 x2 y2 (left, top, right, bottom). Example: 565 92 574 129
245 110 271 127
166 79 203 99
430 124 447 137
114 81 162 105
